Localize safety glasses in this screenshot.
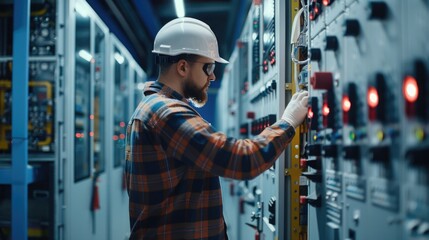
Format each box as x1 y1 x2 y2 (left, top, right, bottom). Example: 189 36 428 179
202 62 216 76
188 60 216 76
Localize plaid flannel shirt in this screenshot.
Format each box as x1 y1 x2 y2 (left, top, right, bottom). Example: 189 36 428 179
125 81 295 239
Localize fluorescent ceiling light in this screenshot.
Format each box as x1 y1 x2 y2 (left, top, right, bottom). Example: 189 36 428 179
174 0 185 18
78 50 93 62
114 52 125 64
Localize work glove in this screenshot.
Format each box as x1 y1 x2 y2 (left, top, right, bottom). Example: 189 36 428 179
281 90 309 129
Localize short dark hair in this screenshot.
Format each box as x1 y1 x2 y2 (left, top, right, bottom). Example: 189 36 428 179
156 54 199 74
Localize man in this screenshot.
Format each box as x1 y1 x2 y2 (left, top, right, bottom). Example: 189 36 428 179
125 17 308 239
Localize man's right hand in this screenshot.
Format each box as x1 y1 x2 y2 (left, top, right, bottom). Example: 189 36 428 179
281 91 309 129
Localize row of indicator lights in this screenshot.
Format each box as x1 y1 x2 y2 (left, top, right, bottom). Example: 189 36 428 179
310 1 388 21
76 121 127 140
308 75 420 115
76 132 126 140
309 73 424 141
309 0 335 21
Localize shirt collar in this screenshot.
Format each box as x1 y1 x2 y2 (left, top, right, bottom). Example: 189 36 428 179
143 81 189 104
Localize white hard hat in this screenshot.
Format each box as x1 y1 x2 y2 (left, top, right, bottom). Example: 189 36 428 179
152 17 229 64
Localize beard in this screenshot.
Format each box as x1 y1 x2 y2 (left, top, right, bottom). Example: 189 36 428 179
183 80 209 108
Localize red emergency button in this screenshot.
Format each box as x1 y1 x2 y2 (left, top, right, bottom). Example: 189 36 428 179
311 72 334 90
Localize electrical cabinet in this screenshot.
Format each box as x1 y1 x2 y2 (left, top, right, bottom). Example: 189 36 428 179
219 0 429 240
0 0 145 239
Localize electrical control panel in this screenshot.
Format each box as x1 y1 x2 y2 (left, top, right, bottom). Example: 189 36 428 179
305 0 429 239
218 1 307 239
219 0 429 240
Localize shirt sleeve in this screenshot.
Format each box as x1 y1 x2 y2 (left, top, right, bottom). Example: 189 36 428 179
155 101 296 180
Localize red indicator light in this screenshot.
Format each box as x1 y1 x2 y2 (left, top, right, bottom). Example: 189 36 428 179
120 121 126 128
310 12 315 20
300 158 307 168
308 108 314 118
300 196 307 204
342 96 351 112
112 135 119 141
322 103 330 116
323 0 330 6
403 76 419 103
314 6 320 14
367 87 379 108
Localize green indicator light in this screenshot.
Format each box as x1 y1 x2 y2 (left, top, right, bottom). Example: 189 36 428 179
349 132 356 141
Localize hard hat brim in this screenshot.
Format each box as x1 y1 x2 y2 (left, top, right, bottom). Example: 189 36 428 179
216 57 229 64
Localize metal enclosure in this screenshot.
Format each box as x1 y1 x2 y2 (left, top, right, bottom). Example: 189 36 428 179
0 0 145 239
218 1 307 239
220 0 429 240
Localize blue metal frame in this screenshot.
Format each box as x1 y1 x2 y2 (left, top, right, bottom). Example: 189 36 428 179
10 0 33 239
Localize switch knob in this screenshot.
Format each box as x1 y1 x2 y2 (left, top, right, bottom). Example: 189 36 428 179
310 48 322 62
269 214 276 225
324 36 339 51
369 145 390 162
367 1 388 20
307 143 323 157
304 158 322 170
343 145 361 160
302 171 322 182
271 80 277 90
343 19 360 36
323 144 338 158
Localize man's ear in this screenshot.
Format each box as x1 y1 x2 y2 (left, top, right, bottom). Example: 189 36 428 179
176 59 188 77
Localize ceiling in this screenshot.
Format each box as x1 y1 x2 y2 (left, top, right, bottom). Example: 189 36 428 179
89 0 252 87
